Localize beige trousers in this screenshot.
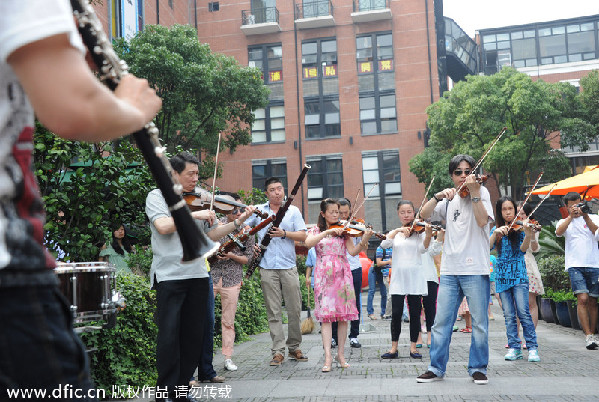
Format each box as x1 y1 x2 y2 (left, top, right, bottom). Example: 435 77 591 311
213 278 241 357
260 267 303 356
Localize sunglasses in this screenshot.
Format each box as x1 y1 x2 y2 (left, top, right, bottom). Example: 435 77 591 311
453 169 472 176
231 207 246 215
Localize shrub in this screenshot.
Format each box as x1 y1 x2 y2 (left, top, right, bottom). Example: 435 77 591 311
79 273 158 395
537 222 565 260
549 289 576 303
126 246 153 276
538 255 569 292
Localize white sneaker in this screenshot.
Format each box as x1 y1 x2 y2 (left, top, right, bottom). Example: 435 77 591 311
528 349 540 362
224 358 238 371
585 334 598 350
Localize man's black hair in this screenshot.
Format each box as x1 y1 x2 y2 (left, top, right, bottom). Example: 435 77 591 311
170 152 199 174
338 198 351 208
448 154 476 175
563 192 581 204
264 177 282 190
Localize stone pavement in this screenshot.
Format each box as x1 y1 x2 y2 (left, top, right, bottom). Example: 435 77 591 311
131 290 599 401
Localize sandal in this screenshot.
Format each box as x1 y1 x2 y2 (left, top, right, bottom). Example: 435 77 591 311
460 326 472 333
335 356 350 368
368 314 378 320
322 364 331 372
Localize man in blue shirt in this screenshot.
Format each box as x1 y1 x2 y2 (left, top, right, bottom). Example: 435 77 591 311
245 177 308 366
368 246 391 319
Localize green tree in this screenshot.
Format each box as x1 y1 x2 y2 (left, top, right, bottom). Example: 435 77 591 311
113 24 269 161
409 68 595 199
35 122 154 261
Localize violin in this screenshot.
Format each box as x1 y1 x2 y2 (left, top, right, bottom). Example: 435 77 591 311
183 189 268 219
509 219 542 233
208 214 275 265
458 175 488 198
408 220 444 236
328 220 385 240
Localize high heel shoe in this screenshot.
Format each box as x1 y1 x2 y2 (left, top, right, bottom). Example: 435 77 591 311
335 355 350 368
322 364 331 372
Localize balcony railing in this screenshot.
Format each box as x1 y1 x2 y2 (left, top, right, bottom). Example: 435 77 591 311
295 0 333 19
353 0 389 12
241 7 279 25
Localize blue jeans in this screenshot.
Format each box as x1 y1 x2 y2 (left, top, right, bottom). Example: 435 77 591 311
568 267 599 298
499 284 538 350
367 267 387 316
0 285 95 400
429 275 490 377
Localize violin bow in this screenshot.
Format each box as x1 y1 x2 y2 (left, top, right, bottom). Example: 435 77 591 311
508 171 543 231
209 132 222 212
527 182 558 219
347 183 378 227
410 177 436 233
454 127 507 196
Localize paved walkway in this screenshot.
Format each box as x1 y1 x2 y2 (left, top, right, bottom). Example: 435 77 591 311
131 291 598 401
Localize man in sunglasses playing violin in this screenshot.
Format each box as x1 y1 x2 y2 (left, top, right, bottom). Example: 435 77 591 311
416 154 494 385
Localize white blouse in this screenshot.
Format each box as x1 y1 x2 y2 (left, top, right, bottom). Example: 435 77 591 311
380 232 429 296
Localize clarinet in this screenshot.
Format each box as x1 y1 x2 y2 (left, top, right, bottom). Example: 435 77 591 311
245 164 311 279
70 0 218 261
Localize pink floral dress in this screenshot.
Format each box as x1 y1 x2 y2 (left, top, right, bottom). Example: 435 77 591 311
309 227 359 323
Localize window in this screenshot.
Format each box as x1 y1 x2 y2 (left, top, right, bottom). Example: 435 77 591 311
249 44 283 101
356 33 397 135
306 154 343 200
361 150 401 232
111 0 122 38
567 23 596 62
168 0 173 9
249 44 285 143
251 104 285 143
209 2 219 11
302 38 340 139
252 159 287 191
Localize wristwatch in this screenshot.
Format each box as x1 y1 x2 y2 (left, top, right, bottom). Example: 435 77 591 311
471 197 481 203
433 194 442 203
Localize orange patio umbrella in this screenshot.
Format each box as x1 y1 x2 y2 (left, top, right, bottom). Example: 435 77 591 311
531 165 599 199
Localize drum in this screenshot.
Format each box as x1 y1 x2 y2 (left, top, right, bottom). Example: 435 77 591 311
55 262 116 323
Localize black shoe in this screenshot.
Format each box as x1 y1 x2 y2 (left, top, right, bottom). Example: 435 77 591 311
331 338 337 348
416 370 442 383
349 338 361 348
381 351 398 359
410 352 422 359
472 371 488 385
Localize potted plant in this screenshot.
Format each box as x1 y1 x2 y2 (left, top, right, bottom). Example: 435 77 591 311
551 290 575 327
538 255 570 325
540 288 555 324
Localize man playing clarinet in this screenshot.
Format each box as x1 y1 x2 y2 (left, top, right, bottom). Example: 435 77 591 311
245 177 308 366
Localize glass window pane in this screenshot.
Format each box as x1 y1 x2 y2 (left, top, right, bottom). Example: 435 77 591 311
382 151 399 170
252 119 265 130
328 173 343 184
497 40 510 50
252 164 265 176
305 114 320 125
385 182 401 194
568 31 594 54
381 119 397 133
271 118 285 129
252 132 266 142
483 34 496 42
360 97 375 109
356 36 372 49
308 188 323 199
327 158 342 171
538 28 551 37
380 107 396 119
523 30 535 38
309 174 323 187
377 47 394 59
270 130 285 141
539 34 566 57
363 170 379 183
270 106 285 118
380 94 395 108
248 48 263 60
512 38 536 60
325 112 340 124
567 24 580 33
496 33 509 41
581 23 594 32
378 73 395 90
552 26 565 35
554 55 567 63
483 42 497 51
322 40 337 53
253 108 265 119
304 101 320 114
511 31 523 40
324 124 340 137
302 42 317 55
362 156 378 170
364 183 379 197
360 110 375 120
305 125 320 138
358 74 375 92
361 121 377 135
377 34 392 47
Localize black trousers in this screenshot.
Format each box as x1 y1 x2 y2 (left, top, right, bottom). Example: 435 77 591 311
422 281 438 332
155 278 208 396
332 268 362 341
390 294 421 342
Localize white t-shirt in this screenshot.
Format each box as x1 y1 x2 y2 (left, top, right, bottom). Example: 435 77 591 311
422 239 442 284
380 232 428 296
432 186 494 275
556 215 599 270
0 0 84 271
